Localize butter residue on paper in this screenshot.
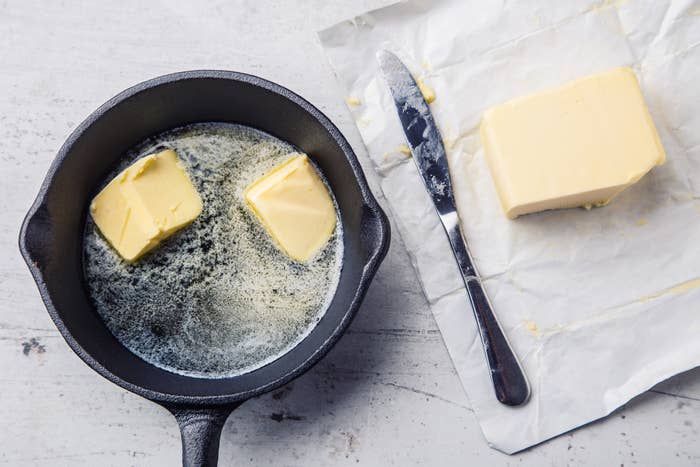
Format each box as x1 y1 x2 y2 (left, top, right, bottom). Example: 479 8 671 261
90 149 203 262
582 200 611 210
587 0 632 13
480 67 666 219
381 143 413 166
637 278 700 303
245 154 337 262
397 144 411 157
345 95 361 106
523 320 541 337
416 77 436 103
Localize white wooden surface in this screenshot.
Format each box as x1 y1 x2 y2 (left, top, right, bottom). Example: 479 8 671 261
1 1 699 465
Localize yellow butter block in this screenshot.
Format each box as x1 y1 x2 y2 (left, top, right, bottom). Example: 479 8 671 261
480 67 666 219
90 149 203 262
245 154 337 262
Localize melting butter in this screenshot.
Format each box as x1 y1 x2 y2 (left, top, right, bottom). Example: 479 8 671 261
245 154 337 262
84 124 343 378
90 149 202 261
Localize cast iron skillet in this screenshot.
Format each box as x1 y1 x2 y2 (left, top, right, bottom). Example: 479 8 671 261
18 70 390 466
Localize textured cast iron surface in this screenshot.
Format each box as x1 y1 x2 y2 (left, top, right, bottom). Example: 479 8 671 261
18 70 390 466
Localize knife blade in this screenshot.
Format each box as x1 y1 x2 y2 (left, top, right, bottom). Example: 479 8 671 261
377 50 530 406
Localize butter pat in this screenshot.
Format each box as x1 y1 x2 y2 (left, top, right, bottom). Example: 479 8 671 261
480 67 665 219
90 149 202 261
245 154 336 262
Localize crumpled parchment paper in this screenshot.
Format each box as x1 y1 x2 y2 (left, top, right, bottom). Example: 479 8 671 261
318 0 700 453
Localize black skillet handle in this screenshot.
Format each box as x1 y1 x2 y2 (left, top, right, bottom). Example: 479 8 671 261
166 404 241 467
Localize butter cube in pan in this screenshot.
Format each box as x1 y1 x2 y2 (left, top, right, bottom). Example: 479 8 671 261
245 154 337 262
90 149 203 262
480 67 666 219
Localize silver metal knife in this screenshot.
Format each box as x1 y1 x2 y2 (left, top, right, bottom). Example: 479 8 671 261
377 50 530 406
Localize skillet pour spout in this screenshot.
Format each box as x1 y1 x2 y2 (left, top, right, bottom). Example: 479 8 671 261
18 70 390 466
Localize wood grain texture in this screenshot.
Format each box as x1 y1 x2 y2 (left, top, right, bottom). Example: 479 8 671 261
1 0 699 465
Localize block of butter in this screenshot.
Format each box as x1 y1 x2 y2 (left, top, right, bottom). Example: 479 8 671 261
245 154 336 262
90 149 203 262
480 67 665 219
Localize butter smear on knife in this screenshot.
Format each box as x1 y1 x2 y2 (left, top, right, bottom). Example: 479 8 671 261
480 67 665 219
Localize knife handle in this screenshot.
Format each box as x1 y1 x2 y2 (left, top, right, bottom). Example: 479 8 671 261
444 216 530 406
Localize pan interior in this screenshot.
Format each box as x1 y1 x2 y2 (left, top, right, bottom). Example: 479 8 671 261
83 122 344 378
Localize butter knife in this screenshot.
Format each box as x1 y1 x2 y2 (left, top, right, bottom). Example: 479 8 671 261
377 50 530 406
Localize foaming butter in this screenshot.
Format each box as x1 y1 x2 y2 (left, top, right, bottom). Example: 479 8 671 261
480 67 666 219
90 149 202 261
84 123 343 378
245 154 336 262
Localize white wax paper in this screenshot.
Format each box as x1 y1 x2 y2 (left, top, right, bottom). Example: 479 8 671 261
318 0 700 453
